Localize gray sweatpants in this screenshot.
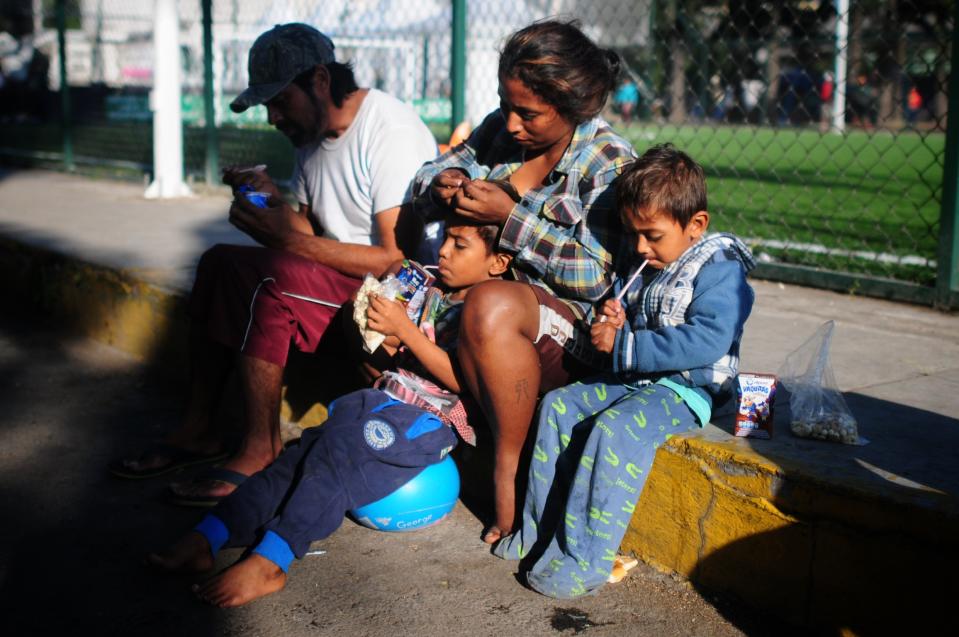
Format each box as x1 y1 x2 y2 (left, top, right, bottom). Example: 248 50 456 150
494 377 699 598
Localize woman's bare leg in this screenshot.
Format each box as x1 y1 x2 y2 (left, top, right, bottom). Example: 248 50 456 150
457 281 542 542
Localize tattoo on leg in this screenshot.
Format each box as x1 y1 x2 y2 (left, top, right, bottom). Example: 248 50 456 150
514 379 531 404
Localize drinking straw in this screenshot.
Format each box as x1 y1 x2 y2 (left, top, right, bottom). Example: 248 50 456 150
599 259 649 323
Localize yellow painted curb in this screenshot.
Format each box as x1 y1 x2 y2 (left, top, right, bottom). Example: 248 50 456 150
0 236 328 429
623 432 958 634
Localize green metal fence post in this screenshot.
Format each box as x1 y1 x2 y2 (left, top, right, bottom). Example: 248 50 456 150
55 0 73 171
450 0 467 129
202 0 218 185
935 7 959 309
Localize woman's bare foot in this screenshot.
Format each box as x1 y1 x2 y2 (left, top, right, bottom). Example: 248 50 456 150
482 524 507 545
147 531 215 574
193 554 287 608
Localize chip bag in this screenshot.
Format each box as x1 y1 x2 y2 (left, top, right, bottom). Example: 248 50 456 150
353 275 391 353
352 260 434 353
777 320 866 445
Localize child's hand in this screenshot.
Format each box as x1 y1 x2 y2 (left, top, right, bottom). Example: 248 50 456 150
590 299 624 354
590 321 617 353
595 299 626 329
366 294 415 341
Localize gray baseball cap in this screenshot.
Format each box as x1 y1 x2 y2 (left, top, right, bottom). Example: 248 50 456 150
230 23 335 113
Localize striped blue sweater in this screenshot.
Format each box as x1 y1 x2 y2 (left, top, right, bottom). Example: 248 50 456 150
611 233 756 408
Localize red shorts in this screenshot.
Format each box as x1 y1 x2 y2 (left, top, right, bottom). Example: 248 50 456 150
528 285 592 393
189 244 362 367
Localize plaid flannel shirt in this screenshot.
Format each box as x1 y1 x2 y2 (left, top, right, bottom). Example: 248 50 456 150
412 110 636 318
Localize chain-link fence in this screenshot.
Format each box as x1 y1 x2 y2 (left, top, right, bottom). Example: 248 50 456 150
0 1 956 306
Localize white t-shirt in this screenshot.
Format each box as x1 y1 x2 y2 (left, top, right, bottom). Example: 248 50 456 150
291 89 437 246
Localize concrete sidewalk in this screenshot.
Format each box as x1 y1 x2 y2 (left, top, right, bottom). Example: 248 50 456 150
1 167 958 634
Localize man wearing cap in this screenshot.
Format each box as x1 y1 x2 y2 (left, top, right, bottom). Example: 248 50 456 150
110 23 438 504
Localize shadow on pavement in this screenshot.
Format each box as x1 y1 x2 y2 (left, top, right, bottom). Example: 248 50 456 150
690 393 959 635
0 217 367 635
0 312 222 635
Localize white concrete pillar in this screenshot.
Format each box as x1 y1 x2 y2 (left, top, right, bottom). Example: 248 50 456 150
145 0 191 198
831 0 850 134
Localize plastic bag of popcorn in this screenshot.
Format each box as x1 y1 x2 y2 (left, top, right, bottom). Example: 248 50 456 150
353 274 402 353
778 320 867 445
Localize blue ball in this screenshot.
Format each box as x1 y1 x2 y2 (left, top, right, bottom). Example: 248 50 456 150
351 455 459 532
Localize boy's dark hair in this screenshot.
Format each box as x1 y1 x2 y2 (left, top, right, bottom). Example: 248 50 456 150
498 20 621 124
616 143 707 228
447 214 502 254
474 224 500 252
292 61 359 108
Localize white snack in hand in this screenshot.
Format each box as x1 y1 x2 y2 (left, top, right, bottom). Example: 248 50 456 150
353 275 388 353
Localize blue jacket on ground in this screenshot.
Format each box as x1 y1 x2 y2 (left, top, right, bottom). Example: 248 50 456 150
195 388 456 571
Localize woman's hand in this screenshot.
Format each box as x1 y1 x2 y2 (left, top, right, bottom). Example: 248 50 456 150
453 180 516 224
366 294 416 342
430 169 470 208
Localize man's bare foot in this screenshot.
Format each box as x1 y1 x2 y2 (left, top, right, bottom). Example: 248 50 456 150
147 531 215 574
218 449 279 480
109 441 228 479
193 554 287 608
168 450 278 506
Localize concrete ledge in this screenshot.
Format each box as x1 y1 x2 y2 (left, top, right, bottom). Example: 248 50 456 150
0 236 189 370
625 428 958 634
3 232 958 634
0 235 328 429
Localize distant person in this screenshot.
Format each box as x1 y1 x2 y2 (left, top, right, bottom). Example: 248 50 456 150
819 71 835 132
494 144 756 598
741 79 764 122
613 77 639 123
848 73 878 128
906 85 922 127
110 23 438 505
0 32 48 121
412 20 635 544
778 65 816 125
148 216 511 608
709 74 728 121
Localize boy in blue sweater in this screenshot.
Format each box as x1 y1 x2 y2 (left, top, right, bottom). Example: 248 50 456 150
493 144 755 598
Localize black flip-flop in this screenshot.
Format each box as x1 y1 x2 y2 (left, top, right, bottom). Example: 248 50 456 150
167 467 249 508
108 443 230 480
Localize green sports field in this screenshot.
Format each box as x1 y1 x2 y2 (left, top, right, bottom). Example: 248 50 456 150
1 120 946 285
621 124 945 286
